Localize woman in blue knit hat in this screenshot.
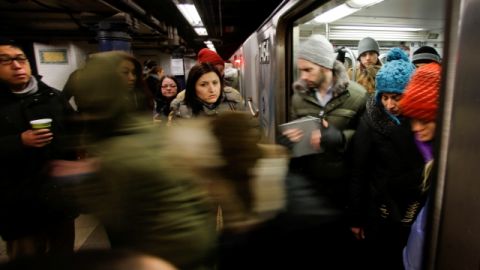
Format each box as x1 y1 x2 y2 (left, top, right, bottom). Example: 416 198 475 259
348 48 428 269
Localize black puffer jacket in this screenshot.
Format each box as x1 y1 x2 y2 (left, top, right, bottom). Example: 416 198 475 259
349 96 426 227
0 77 75 240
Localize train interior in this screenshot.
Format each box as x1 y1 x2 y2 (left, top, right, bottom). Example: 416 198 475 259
293 0 445 71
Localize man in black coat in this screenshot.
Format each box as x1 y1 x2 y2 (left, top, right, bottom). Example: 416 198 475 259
0 39 76 259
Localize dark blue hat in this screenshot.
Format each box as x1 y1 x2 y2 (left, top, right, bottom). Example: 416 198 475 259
375 47 415 103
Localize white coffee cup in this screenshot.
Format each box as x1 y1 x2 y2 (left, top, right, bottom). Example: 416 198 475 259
30 118 52 130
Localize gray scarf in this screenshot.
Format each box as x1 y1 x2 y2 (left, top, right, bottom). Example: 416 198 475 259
12 76 39 97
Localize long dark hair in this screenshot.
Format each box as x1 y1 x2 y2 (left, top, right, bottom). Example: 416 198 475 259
185 62 224 115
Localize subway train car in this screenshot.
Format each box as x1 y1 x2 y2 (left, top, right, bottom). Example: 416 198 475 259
231 0 479 269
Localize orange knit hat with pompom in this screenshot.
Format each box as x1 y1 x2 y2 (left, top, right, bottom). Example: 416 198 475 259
400 62 441 122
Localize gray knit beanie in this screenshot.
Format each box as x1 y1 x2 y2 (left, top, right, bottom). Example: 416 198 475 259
357 37 380 59
297 35 336 69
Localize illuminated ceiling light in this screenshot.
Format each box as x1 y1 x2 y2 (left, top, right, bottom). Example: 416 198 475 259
194 27 208 36
332 26 424 31
314 4 359 24
204 40 216 51
313 0 384 24
177 4 203 27
347 0 385 8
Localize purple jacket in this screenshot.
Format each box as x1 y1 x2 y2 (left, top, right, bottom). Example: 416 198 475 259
403 201 428 270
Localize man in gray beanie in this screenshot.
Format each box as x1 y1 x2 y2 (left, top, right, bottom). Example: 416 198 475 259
277 34 367 267
348 36 382 94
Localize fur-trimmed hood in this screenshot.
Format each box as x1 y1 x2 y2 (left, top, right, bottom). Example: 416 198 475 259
170 87 242 110
170 86 243 119
293 60 350 97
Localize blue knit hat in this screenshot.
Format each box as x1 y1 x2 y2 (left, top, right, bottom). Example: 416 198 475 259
375 47 415 103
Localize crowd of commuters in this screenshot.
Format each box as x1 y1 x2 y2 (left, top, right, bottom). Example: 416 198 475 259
0 31 443 269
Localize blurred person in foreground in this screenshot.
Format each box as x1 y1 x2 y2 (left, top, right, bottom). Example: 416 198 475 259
63 51 154 115
169 62 243 122
400 62 441 270
64 54 218 270
0 39 76 259
348 48 425 270
0 250 177 270
278 35 367 268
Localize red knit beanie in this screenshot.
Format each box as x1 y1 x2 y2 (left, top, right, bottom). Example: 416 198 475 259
197 48 225 67
400 62 441 122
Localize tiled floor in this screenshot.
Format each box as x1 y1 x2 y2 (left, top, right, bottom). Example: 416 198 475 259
0 215 110 262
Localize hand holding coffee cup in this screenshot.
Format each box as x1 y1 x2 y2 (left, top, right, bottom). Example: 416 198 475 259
30 118 52 130
21 118 54 148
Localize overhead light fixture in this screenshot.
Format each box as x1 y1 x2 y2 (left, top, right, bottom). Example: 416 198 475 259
204 40 216 51
176 2 208 36
327 31 428 41
347 0 385 8
314 0 384 24
332 26 424 31
314 4 358 24
195 27 208 36
177 4 203 27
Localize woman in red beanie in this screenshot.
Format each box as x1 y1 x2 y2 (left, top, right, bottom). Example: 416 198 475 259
197 48 225 76
400 62 441 270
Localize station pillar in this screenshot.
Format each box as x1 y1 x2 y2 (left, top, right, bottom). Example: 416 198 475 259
96 13 132 52
97 30 132 52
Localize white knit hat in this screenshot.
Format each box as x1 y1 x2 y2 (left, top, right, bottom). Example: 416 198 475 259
297 35 336 69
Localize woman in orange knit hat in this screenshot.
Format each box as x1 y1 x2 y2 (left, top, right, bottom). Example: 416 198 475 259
400 62 442 270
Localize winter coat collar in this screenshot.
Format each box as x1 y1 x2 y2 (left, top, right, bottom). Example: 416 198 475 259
292 61 352 113
293 60 350 98
365 95 400 135
0 76 56 100
293 61 349 102
170 87 242 118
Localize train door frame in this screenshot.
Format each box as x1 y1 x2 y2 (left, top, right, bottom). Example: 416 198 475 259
425 0 480 269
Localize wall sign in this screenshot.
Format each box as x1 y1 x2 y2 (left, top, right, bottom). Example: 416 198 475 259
39 49 68 64
171 58 184 76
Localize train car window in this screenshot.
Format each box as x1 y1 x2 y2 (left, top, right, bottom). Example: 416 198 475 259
288 0 447 268
292 0 445 82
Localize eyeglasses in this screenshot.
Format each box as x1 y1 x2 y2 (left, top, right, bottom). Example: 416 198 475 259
0 55 28 65
161 84 177 88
